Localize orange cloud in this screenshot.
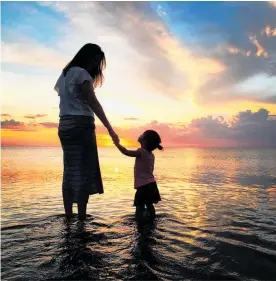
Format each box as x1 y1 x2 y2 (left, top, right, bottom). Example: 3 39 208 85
154 23 225 84
262 26 276 37
228 47 252 57
249 35 268 57
228 37 268 58
227 26 275 58
228 47 241 54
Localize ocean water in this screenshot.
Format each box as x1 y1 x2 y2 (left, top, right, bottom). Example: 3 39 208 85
1 147 276 280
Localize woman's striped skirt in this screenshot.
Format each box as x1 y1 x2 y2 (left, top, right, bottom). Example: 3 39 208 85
58 115 103 204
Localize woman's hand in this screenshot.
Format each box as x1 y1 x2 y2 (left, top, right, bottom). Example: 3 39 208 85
108 129 119 145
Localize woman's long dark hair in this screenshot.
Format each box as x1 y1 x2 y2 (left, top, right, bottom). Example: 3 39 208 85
63 43 106 88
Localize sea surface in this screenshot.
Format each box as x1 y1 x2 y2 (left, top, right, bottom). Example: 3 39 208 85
1 147 276 280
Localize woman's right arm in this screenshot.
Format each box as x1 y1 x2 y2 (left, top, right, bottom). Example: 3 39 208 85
80 81 118 141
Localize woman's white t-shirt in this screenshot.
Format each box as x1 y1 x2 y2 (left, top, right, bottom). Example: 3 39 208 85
54 67 94 117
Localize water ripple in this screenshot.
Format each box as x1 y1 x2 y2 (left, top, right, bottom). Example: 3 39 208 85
2 147 276 280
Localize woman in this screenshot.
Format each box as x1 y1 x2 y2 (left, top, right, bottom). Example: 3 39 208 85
54 43 119 220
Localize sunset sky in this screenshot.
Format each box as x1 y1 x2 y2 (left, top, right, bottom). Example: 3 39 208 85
1 1 276 147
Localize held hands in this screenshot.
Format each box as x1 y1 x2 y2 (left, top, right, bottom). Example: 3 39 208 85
108 129 120 146
109 130 129 155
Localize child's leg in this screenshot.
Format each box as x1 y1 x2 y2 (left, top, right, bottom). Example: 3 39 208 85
135 205 145 221
77 203 87 220
146 203 156 219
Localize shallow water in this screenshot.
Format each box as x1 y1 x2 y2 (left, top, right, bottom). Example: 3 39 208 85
1 147 276 280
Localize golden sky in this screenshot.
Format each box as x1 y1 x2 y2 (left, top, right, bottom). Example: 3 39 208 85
1 2 276 148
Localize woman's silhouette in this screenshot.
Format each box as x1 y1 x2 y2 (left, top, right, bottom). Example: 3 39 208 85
55 43 119 219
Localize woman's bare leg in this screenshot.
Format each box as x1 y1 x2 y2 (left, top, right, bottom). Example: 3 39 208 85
64 201 73 218
78 203 87 220
146 203 156 219
62 189 73 218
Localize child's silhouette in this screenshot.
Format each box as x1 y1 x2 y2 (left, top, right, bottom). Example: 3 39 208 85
114 130 163 221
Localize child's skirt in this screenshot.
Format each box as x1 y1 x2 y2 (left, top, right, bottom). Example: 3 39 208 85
134 181 161 206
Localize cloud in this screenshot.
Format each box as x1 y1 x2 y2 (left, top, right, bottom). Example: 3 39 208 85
248 35 268 57
1 119 54 131
72 2 275 108
227 30 272 58
2 1 276 113
268 114 276 120
2 109 275 147
227 46 251 57
31 2 225 103
235 94 276 104
227 109 276 146
39 122 58 128
1 119 26 130
24 114 48 119
269 1 276 8
262 26 276 37
1 114 12 117
156 5 167 18
113 108 276 147
124 117 139 121
1 40 68 69
263 95 276 103
188 109 276 147
194 2 276 105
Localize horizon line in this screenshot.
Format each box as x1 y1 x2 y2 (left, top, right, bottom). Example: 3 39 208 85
1 145 276 149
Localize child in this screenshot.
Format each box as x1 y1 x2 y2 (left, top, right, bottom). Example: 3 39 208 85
114 130 163 221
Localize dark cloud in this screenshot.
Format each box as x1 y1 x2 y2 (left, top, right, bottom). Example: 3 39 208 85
197 2 276 105
190 109 276 147
111 108 276 147
228 109 276 146
1 119 53 131
1 119 25 130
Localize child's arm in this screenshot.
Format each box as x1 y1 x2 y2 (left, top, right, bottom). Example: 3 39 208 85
115 143 141 157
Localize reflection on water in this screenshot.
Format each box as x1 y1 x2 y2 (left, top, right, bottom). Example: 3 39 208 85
1 147 276 280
